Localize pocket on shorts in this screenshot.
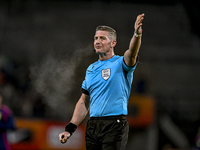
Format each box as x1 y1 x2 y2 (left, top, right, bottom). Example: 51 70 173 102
102 119 129 143
116 119 129 134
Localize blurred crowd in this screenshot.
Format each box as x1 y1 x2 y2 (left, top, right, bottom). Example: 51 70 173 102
0 55 47 119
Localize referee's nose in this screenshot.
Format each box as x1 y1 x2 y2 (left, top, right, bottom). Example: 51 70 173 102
94 37 101 44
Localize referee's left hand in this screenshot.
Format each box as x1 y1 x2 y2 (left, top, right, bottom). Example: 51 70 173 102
134 13 145 35
58 131 70 144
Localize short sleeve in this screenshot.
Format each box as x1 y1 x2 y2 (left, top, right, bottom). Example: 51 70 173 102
122 56 139 72
82 80 87 90
81 80 89 95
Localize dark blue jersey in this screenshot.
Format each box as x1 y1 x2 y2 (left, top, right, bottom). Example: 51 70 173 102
0 105 16 150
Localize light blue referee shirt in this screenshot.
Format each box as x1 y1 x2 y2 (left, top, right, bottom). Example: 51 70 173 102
82 55 137 117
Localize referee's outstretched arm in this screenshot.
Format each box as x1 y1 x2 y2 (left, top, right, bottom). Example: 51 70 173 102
58 13 145 145
58 93 89 144
124 13 144 67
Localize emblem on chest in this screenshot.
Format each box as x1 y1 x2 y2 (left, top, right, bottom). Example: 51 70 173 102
101 68 111 80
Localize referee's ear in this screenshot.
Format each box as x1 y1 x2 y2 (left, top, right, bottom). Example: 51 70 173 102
111 40 117 48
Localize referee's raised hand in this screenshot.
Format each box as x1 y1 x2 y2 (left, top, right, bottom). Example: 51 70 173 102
58 131 71 144
134 13 144 35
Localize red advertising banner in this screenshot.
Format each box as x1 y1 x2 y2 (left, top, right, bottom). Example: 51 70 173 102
9 118 86 150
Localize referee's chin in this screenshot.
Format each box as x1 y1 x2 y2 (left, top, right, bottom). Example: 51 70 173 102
94 49 102 54
94 48 99 53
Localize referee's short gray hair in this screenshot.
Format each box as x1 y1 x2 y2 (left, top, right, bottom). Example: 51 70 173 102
96 26 117 41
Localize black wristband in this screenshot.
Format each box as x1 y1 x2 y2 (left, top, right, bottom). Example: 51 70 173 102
65 123 77 136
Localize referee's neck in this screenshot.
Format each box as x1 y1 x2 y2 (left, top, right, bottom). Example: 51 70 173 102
98 51 115 61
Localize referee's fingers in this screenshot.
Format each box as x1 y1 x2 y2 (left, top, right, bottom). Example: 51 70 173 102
58 132 70 144
60 138 67 144
59 135 67 144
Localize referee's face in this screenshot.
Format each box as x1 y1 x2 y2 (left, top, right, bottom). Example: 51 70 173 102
94 30 114 55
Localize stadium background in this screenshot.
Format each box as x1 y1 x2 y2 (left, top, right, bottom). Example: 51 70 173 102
0 0 200 149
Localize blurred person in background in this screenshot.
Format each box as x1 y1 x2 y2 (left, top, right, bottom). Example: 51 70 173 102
0 92 16 150
195 127 200 150
59 13 144 150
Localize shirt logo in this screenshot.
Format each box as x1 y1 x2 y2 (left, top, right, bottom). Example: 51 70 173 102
102 68 110 80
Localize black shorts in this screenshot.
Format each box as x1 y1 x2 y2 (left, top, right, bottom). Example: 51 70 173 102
85 115 129 150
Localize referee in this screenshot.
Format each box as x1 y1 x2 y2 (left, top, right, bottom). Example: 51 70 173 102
59 13 144 150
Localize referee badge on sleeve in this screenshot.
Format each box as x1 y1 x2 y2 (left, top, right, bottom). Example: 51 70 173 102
102 68 110 80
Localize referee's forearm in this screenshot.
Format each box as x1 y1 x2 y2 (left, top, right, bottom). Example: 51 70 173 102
70 98 88 126
128 35 141 57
